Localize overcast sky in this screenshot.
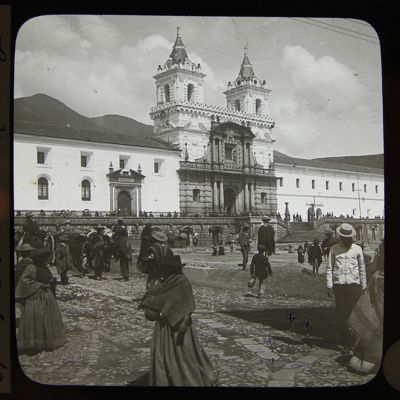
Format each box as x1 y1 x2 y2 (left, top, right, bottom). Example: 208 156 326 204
14 15 383 159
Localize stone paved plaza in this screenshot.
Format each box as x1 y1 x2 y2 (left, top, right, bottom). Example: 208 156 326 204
16 251 377 387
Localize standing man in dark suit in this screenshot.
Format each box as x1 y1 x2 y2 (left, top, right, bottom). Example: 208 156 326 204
257 215 275 256
114 219 131 281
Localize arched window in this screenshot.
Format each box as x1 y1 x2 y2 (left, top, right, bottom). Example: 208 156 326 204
38 177 49 200
164 84 170 102
187 84 195 102
255 99 262 114
81 180 91 201
235 99 241 111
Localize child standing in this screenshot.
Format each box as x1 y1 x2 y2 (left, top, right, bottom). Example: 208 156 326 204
249 245 273 299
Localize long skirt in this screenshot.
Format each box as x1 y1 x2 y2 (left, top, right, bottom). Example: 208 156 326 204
150 319 218 386
18 288 67 353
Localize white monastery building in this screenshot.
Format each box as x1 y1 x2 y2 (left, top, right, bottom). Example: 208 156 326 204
13 28 384 220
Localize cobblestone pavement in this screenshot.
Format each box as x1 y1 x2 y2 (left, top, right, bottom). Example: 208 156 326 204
16 252 376 387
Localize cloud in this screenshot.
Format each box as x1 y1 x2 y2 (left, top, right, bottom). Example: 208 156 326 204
136 34 172 53
188 51 225 92
281 45 365 117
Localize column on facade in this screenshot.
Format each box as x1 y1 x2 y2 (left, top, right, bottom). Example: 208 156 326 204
215 139 220 163
249 145 254 166
213 180 218 210
248 144 252 166
211 138 216 163
218 139 222 163
243 141 248 165
250 182 255 210
243 181 248 211
138 186 142 214
219 180 224 211
109 185 114 212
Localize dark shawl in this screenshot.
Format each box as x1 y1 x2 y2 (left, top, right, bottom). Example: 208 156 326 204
140 273 195 328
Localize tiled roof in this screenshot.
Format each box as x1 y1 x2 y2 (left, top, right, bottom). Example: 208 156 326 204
273 150 384 175
14 120 180 152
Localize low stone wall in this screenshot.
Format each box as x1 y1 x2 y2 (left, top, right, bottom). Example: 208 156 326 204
313 217 384 243
14 214 289 248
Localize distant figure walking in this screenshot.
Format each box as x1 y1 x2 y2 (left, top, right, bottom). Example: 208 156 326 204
249 245 273 299
308 239 323 275
297 245 305 264
238 225 251 270
257 216 275 256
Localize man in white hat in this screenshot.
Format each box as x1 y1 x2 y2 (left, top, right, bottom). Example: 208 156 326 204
326 223 367 354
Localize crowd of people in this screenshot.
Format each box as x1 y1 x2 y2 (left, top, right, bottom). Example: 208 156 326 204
14 211 384 384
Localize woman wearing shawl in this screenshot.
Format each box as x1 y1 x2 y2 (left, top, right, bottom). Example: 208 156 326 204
15 248 66 354
139 231 218 386
347 240 384 375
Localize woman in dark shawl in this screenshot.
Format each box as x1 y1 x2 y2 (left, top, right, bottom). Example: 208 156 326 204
137 223 152 273
139 231 218 386
347 240 384 375
15 248 66 354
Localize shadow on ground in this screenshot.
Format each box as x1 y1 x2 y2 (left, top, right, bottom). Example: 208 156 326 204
220 306 341 350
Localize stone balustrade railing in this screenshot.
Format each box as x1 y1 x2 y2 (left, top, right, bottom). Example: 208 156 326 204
150 99 274 124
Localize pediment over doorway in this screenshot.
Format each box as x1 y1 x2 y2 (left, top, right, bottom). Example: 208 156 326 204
210 121 255 140
107 168 145 183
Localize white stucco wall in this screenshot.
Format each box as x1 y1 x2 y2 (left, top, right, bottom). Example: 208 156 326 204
275 163 385 220
14 134 181 213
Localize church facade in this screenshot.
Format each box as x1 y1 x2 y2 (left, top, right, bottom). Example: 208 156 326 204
150 29 277 216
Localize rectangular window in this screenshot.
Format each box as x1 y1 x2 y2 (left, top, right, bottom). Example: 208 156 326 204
119 155 130 170
193 189 200 202
326 181 329 190
261 192 267 204
364 184 367 193
352 183 355 192
279 178 283 187
153 158 164 174
37 147 50 166
296 178 300 188
375 185 378 193
37 151 45 164
311 180 315 189
80 151 92 168
339 182 343 191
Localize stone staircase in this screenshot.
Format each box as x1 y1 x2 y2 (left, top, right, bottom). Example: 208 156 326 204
277 222 326 247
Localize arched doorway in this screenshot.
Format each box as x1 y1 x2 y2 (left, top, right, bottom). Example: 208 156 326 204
117 190 132 216
316 208 322 220
224 188 236 213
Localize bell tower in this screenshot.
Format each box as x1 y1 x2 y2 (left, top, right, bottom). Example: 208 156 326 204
224 45 271 116
153 27 206 108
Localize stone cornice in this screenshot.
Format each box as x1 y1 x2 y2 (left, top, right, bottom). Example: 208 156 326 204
150 100 275 127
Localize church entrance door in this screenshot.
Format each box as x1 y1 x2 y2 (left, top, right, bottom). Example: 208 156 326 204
117 190 132 216
224 188 236 213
